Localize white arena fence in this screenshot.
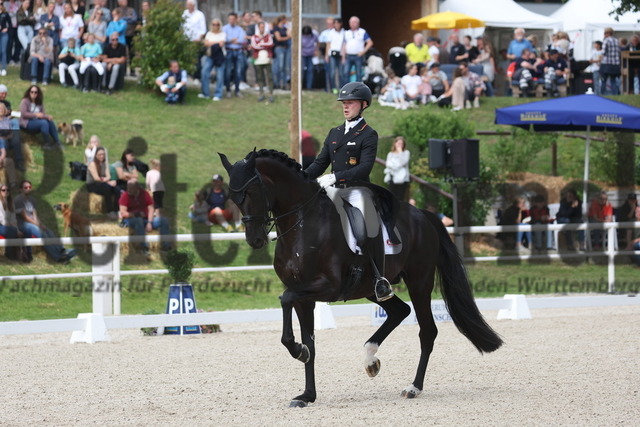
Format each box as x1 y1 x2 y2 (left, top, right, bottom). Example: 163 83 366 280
0 223 638 343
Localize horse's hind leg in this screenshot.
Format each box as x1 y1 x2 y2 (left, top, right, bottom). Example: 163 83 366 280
363 295 411 377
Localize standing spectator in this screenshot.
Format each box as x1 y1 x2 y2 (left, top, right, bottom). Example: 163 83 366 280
427 36 440 66
427 62 449 98
400 63 421 104
300 129 318 169
0 183 21 260
5 0 20 64
86 0 111 24
405 33 431 70
449 33 466 64
86 146 119 218
463 35 478 62
556 189 584 251
318 16 334 92
58 37 80 87
342 16 372 83
119 178 171 257
271 14 291 90
85 6 106 44
301 25 318 90
600 27 621 95
39 1 60 49
0 85 23 171
383 136 410 201
100 31 126 94
32 0 45 30
78 32 104 92
69 0 85 17
0 103 17 188
199 18 226 101
19 85 61 149
59 2 84 49
105 8 126 45
28 27 53 85
0 4 11 76
555 31 571 58
115 0 136 76
182 0 205 79
16 0 35 54
52 0 64 18
14 179 76 263
155 60 187 104
617 193 637 248
473 36 496 97
325 17 344 92
251 20 274 103
587 41 603 95
507 28 533 60
527 34 540 56
145 158 164 217
588 190 613 249
223 12 246 98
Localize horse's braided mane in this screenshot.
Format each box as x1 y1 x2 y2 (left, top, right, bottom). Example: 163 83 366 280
255 149 311 180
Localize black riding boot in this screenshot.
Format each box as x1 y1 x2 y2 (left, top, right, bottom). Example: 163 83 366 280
367 236 394 302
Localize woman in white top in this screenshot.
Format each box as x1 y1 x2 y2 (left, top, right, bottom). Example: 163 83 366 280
384 136 411 201
0 184 22 260
473 36 496 96
199 18 226 101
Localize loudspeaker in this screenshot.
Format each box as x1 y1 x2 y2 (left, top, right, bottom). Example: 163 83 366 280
450 139 479 178
429 139 450 169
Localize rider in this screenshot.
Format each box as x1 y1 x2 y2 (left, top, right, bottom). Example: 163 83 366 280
305 81 394 302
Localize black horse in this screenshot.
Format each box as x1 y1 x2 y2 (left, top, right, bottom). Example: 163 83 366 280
220 149 503 407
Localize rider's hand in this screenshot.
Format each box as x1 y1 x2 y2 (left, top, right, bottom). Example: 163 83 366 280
317 174 336 189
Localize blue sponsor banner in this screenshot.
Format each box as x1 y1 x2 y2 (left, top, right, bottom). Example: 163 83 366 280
371 301 452 326
165 284 201 335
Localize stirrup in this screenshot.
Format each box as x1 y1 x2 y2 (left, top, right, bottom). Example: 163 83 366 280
375 277 394 302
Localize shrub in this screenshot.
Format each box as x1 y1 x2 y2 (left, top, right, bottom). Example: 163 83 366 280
164 249 195 284
392 109 474 155
486 128 556 176
133 0 199 89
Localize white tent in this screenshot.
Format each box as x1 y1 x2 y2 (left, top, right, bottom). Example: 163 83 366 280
439 0 562 29
551 0 640 60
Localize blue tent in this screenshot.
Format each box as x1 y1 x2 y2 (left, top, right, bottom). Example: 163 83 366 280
495 93 640 213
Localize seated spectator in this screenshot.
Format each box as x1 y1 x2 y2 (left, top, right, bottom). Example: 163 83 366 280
19 85 62 150
58 37 81 88
0 184 22 260
14 179 76 263
204 173 242 232
78 33 104 92
111 147 138 192
512 48 538 96
436 67 465 111
0 85 25 172
425 203 453 227
588 190 613 249
401 63 422 104
145 159 164 217
625 204 640 266
426 62 449 98
84 6 106 44
84 134 104 164
498 197 530 251
529 194 550 251
0 103 18 188
118 178 171 258
188 189 212 226
417 66 433 104
460 61 485 108
543 49 569 97
86 146 119 218
155 60 187 104
617 193 637 248
29 28 54 85
100 31 126 94
378 70 407 110
556 189 584 251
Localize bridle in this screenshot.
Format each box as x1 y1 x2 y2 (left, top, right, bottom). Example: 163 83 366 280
228 170 323 241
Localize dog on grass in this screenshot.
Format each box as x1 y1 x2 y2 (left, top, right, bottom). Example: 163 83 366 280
54 203 93 238
57 119 84 147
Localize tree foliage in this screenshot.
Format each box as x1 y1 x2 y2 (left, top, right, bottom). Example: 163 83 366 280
610 0 640 16
133 0 199 89
486 128 556 175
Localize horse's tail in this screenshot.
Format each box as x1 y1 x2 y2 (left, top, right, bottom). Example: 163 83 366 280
422 210 503 353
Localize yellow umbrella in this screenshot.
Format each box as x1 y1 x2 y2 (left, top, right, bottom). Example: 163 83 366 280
411 11 485 30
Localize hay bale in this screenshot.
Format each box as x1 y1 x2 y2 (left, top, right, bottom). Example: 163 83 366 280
69 188 106 214
20 131 42 146
92 222 160 254
22 143 33 167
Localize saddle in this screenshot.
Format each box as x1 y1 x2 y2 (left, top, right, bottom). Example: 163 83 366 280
325 183 402 256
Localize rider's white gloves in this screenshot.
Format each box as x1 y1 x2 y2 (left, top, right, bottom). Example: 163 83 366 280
317 174 336 189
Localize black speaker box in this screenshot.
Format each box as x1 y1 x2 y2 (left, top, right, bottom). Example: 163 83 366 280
450 139 479 178
429 139 450 169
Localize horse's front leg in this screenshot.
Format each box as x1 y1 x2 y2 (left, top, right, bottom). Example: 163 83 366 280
280 290 310 363
289 299 316 407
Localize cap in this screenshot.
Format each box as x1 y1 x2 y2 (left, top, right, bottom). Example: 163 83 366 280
212 174 223 181
429 62 440 69
0 84 7 93
427 36 436 42
628 193 637 200
548 48 559 55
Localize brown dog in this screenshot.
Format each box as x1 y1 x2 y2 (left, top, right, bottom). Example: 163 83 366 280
54 203 93 238
57 119 84 147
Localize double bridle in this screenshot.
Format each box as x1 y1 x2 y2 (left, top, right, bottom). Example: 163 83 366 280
228 171 323 241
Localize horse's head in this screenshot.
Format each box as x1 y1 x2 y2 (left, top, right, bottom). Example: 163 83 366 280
219 149 271 249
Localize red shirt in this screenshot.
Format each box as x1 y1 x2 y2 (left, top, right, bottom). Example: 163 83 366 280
119 190 153 217
588 200 613 221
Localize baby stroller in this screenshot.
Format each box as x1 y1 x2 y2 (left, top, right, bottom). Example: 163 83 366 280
363 49 386 95
388 46 407 78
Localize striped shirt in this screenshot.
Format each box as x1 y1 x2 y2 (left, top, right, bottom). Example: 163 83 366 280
602 35 620 65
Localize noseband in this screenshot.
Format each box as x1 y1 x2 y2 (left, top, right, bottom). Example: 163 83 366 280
228 170 323 241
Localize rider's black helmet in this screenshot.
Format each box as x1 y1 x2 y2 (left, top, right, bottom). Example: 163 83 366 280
336 82 372 108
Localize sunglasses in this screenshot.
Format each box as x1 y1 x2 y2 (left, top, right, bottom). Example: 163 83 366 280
23 185 32 189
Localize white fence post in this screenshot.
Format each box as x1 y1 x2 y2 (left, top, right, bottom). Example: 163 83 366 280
91 243 115 315
607 225 616 293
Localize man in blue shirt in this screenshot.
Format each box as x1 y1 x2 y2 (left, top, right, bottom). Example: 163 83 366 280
155 60 188 104
223 12 246 98
507 28 533 61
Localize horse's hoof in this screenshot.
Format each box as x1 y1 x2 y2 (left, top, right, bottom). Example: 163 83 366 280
400 385 422 399
296 344 310 364
365 357 380 377
289 399 308 408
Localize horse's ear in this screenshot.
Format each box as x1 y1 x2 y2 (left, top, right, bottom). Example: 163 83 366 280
245 148 257 168
218 152 233 173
